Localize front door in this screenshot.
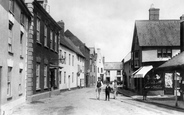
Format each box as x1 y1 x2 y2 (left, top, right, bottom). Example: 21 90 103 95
50 69 55 90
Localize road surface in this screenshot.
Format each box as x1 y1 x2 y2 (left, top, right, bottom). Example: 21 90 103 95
11 87 184 115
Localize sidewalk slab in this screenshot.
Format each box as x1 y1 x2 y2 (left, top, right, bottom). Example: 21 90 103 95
118 88 184 110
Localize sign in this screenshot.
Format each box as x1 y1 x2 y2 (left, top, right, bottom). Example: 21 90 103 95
165 73 173 88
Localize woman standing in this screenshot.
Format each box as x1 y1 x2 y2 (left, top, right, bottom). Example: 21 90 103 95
112 80 118 99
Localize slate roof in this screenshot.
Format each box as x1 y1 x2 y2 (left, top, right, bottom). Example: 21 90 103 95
104 62 123 70
135 20 180 46
60 36 85 58
158 51 184 69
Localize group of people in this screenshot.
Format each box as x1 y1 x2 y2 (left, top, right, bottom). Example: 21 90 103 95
96 77 118 101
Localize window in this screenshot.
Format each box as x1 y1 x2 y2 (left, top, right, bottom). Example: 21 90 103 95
69 54 71 65
101 68 103 73
20 12 24 25
44 65 47 88
36 17 40 42
36 63 40 90
64 72 66 84
157 49 162 58
55 35 57 51
19 69 23 95
7 67 12 97
157 49 172 58
50 31 53 49
72 72 74 83
55 69 57 87
134 60 139 68
117 70 121 75
44 25 47 46
107 70 110 75
98 67 99 73
20 32 23 57
9 0 14 13
64 52 66 64
72 55 74 66
59 71 62 84
134 51 139 58
8 22 13 53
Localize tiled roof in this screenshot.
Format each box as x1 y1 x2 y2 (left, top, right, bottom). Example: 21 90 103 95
158 51 184 68
104 62 123 70
60 36 85 58
136 20 180 46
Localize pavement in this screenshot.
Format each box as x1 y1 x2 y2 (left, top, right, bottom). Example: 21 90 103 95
118 88 184 110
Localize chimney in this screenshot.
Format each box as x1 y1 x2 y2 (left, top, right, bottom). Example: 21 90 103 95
180 14 184 51
58 20 65 37
149 5 160 20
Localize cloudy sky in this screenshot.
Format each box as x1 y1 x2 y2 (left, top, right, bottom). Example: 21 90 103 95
48 0 184 62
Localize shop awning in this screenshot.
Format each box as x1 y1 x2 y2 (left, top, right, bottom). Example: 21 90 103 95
132 65 153 78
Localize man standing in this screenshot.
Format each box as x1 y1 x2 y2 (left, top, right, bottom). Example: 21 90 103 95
96 77 103 100
112 80 118 99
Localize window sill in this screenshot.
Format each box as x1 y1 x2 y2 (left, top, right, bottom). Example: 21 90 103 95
8 51 14 56
19 93 23 96
44 46 49 49
44 87 49 90
36 41 42 45
36 88 41 91
7 96 12 100
9 10 14 16
20 55 24 59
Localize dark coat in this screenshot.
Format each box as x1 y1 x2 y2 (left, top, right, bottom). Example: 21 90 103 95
105 86 111 93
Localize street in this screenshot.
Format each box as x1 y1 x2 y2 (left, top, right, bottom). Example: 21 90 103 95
11 87 184 115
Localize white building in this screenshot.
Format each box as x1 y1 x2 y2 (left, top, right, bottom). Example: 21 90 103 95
95 48 105 82
104 62 123 83
59 36 85 90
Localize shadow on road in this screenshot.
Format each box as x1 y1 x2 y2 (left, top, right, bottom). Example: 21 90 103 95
89 97 99 100
30 101 44 104
133 99 184 113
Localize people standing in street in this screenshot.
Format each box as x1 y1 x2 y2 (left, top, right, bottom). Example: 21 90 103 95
105 82 111 101
112 80 118 99
96 77 103 100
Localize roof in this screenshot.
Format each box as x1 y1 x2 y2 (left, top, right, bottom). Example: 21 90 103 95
60 36 85 58
158 51 184 69
64 30 90 50
104 62 123 70
135 20 180 46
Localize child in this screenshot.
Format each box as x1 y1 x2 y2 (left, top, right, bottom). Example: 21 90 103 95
105 82 111 101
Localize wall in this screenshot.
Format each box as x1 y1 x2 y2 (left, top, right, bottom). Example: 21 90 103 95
0 1 30 114
59 45 78 90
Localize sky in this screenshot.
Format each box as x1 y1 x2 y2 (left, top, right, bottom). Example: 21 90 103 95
48 0 184 62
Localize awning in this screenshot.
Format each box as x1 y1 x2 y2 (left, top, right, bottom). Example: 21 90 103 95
132 65 153 78
49 64 63 69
